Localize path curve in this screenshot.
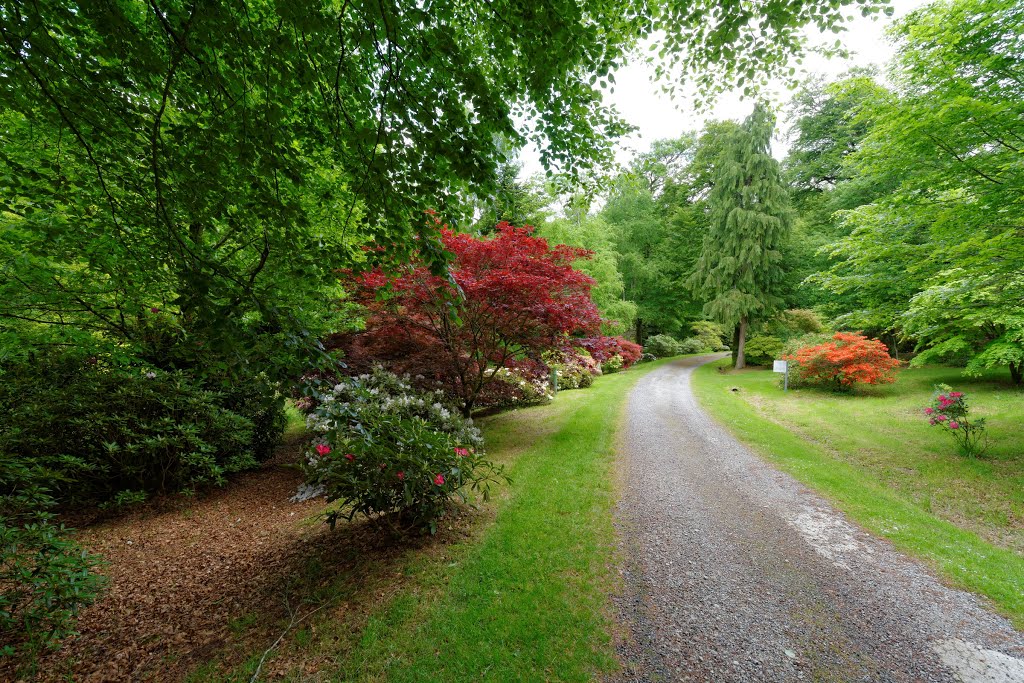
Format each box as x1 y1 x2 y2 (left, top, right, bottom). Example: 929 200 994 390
613 355 1024 682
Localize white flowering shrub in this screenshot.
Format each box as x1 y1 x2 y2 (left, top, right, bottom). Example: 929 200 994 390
477 365 554 409
296 368 506 533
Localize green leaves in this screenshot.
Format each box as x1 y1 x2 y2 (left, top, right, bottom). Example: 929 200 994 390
1 0 886 381
807 0 1024 383
689 103 792 328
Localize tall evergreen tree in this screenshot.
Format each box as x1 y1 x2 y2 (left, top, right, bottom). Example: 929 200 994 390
688 104 792 368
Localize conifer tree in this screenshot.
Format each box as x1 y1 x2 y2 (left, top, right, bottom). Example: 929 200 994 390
688 104 793 368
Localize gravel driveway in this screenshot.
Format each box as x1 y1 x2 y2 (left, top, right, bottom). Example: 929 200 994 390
612 355 1024 682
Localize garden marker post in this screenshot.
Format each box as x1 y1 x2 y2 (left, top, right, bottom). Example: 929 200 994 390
773 359 789 391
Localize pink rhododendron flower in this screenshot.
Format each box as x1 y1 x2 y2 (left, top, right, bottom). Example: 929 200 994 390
315 444 331 457
454 447 469 457
924 407 934 415
937 414 947 422
396 471 405 481
433 473 445 486
950 391 963 398
949 422 959 429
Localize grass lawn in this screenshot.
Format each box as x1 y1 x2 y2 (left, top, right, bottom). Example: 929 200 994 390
693 359 1024 629
196 359 672 682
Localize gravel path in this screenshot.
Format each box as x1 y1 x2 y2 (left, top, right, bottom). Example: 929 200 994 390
613 355 1024 683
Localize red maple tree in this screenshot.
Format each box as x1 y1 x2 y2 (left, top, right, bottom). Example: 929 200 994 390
785 332 900 390
335 222 604 415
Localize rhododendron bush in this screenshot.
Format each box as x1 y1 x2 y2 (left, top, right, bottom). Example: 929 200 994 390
784 332 900 390
332 221 622 414
544 349 597 390
574 335 643 372
923 385 987 457
296 368 506 533
475 360 555 409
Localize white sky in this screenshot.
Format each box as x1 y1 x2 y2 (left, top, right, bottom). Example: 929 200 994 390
519 0 930 177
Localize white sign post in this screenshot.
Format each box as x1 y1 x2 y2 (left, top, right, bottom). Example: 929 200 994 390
773 359 789 391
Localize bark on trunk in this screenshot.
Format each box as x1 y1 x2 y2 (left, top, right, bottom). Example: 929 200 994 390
635 318 645 347
1011 361 1023 386
734 317 748 370
731 324 740 366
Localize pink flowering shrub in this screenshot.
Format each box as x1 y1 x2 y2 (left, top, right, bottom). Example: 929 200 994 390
574 336 643 370
297 368 507 533
924 384 987 457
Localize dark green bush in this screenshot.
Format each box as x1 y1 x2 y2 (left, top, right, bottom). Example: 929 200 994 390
0 354 285 505
678 337 708 354
644 334 683 358
744 335 784 366
220 378 288 463
0 455 104 659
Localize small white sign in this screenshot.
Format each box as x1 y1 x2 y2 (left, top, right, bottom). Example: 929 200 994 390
773 360 788 373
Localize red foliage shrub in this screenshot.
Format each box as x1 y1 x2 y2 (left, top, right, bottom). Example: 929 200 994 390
784 332 900 390
333 221 604 414
574 336 643 368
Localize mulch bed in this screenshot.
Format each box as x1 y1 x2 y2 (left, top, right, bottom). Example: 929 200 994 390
3 436 445 682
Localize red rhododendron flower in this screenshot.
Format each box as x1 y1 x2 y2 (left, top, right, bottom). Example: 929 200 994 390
396 471 405 481
315 444 331 457
345 453 355 462
433 473 445 486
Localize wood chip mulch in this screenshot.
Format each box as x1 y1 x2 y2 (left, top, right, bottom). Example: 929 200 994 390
3 437 443 682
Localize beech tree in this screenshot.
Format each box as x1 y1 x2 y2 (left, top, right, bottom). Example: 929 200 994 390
0 0 888 381
688 104 793 369
812 0 1024 383
336 221 603 415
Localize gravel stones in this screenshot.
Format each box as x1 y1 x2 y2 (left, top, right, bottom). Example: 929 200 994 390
611 355 1024 682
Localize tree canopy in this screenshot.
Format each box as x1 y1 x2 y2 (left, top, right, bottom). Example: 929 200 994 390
0 0 886 375
812 0 1024 382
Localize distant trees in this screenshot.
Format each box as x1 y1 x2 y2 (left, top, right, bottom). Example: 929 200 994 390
688 104 793 368
540 215 638 335
602 181 696 344
808 0 1024 383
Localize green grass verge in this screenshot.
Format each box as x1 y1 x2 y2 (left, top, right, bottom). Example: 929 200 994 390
334 359 672 682
692 359 1024 629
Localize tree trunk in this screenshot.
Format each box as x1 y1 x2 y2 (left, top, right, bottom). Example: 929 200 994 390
734 317 748 370
731 324 740 366
1011 361 1023 386
635 318 644 347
